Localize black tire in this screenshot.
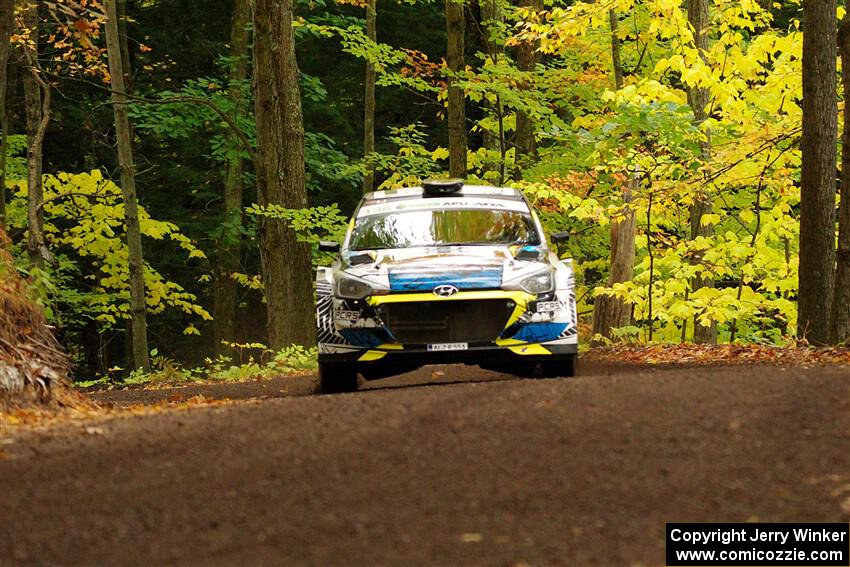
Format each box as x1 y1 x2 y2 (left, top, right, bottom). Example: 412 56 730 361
541 355 577 378
317 362 359 394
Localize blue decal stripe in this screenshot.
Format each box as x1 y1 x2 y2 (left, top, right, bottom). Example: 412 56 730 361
339 328 392 348
388 269 502 291
509 322 569 343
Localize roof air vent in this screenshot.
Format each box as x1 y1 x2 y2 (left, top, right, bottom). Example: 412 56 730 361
422 179 464 197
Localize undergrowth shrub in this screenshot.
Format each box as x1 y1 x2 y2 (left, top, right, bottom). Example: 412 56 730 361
76 343 318 388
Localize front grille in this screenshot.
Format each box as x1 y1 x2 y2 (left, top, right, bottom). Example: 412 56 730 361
383 300 511 344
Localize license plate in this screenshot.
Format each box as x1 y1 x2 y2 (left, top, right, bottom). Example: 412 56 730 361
427 342 468 352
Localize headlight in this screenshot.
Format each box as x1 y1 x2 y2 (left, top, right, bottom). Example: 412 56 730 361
512 269 555 294
334 272 386 299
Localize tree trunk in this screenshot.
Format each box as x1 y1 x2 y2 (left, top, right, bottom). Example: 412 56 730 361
832 18 850 344
798 0 837 345
0 0 13 229
253 0 316 349
118 0 132 92
608 9 624 90
479 0 502 54
213 0 251 356
479 0 502 169
590 8 634 345
446 0 466 178
21 2 50 268
362 0 377 193
514 0 541 161
105 0 150 371
646 191 655 342
686 0 717 344
592 176 637 343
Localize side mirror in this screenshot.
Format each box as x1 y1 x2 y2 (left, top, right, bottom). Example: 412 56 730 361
318 240 341 253
550 231 570 244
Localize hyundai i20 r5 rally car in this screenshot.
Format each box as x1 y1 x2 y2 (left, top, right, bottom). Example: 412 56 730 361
315 180 578 394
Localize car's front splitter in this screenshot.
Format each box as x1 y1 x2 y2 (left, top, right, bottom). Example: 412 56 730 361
318 342 578 377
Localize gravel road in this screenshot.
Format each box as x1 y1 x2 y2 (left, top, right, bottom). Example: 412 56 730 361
1 363 848 566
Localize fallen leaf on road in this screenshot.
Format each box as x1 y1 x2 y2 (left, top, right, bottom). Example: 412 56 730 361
2 393 238 433
841 496 850 516
584 344 850 367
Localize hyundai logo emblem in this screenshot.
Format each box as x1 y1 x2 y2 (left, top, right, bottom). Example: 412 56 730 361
433 284 459 297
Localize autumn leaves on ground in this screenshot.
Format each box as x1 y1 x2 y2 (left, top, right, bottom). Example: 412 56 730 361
3 342 850 431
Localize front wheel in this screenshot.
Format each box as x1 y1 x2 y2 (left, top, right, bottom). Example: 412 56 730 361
317 362 359 394
540 356 577 378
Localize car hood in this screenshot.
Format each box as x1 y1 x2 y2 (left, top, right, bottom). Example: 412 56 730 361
340 245 549 292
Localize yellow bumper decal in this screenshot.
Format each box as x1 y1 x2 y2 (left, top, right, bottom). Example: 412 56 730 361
508 344 551 356
358 350 387 362
495 338 527 347
368 289 530 305
359 343 550 359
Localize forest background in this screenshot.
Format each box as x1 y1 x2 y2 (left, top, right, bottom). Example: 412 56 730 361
2 0 846 383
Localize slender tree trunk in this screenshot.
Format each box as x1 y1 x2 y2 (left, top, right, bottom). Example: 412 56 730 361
362 0 377 193
0 0 13 229
21 2 50 267
832 18 850 344
117 0 132 92
106 0 150 371
253 0 316 349
514 0 541 162
213 0 250 355
592 175 637 344
479 0 502 54
608 9 624 90
798 0 837 345
479 0 502 171
446 0 466 178
646 191 655 342
590 6 634 346
495 93 505 184
686 0 717 344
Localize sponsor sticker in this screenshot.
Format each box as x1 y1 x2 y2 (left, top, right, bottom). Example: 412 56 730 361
358 198 528 217
334 310 362 323
536 300 567 312
427 343 468 352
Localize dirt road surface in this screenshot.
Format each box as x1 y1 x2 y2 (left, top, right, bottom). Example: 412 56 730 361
1 363 849 566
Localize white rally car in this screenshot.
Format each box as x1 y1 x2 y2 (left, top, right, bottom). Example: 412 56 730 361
315 180 578 393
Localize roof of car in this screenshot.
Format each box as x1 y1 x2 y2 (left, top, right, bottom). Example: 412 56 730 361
362 184 524 205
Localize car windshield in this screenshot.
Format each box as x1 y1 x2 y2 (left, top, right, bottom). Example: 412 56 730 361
349 208 540 251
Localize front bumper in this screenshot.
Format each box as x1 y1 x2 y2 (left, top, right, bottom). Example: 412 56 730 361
318 342 578 378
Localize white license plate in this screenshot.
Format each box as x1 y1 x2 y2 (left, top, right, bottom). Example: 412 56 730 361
427 342 468 352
